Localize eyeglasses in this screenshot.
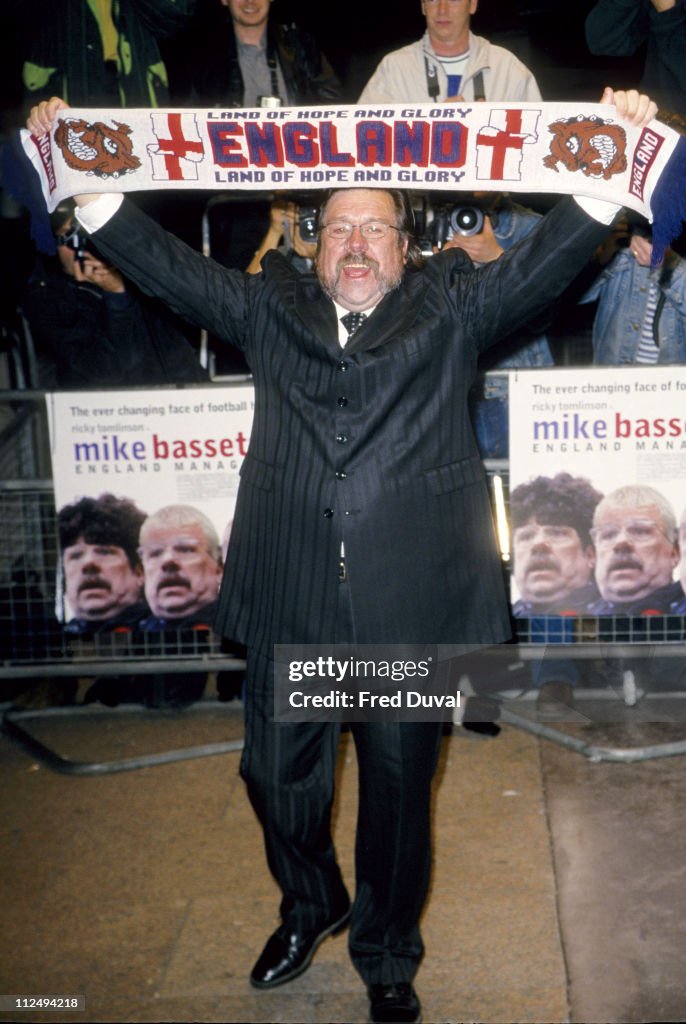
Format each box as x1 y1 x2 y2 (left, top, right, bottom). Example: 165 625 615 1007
138 539 209 563
514 525 578 547
423 0 467 5
590 519 671 546
320 220 402 241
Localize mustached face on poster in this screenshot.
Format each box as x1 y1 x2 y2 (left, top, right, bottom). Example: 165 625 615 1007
509 366 686 617
45 386 254 625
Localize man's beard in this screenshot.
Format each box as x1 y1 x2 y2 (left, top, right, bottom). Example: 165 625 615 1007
317 253 403 301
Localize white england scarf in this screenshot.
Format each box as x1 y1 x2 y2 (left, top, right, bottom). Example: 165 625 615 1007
17 101 686 262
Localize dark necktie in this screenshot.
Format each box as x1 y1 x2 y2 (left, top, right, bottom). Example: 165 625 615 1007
341 311 367 338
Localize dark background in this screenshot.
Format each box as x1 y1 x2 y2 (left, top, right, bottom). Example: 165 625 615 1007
1 0 646 131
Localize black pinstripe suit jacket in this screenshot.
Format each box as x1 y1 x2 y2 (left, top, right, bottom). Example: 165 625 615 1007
92 197 609 652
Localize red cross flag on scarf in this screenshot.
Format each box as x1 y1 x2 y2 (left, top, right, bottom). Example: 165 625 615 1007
9 101 686 264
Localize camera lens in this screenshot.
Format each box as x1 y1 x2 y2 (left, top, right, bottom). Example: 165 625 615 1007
299 209 318 243
450 206 484 237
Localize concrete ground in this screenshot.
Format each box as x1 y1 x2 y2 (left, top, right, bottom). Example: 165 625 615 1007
1 689 686 1024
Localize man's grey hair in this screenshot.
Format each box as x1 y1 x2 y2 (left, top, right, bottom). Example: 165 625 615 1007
593 485 678 543
139 504 222 563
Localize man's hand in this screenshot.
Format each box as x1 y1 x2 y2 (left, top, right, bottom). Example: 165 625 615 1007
268 198 295 236
439 216 504 265
26 97 100 207
26 96 69 137
600 87 658 126
651 0 676 12
73 253 126 292
630 233 654 268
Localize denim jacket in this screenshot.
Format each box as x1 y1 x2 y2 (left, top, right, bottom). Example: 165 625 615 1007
484 202 555 371
581 248 686 364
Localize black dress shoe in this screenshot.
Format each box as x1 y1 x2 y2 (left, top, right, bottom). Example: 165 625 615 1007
250 906 351 989
462 720 501 738
368 983 421 1023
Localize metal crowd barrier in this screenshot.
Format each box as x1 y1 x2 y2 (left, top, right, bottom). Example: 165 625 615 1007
483 452 686 763
0 391 245 773
0 392 244 674
2 389 686 771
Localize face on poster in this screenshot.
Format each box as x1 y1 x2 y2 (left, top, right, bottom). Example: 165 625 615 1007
508 366 686 616
46 385 254 624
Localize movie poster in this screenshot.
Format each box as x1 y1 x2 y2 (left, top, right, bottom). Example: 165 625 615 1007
508 366 686 618
46 385 253 633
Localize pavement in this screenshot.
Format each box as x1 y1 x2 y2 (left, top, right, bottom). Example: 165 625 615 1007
1 685 686 1024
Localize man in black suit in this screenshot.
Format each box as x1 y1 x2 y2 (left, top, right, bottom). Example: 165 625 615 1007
28 87 657 1024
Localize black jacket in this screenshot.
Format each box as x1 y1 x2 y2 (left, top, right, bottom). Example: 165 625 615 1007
513 581 601 618
184 11 342 107
22 0 197 108
587 580 684 616
21 261 207 389
585 0 686 111
64 601 150 637
89 197 610 653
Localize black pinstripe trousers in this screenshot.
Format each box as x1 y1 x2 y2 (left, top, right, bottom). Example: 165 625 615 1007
239 580 444 985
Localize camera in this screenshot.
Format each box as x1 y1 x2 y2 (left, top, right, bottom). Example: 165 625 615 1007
449 206 485 237
630 221 653 241
429 202 488 249
56 224 98 266
298 207 318 244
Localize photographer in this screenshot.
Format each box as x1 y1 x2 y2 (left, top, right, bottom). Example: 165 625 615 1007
179 0 343 108
247 197 317 275
575 111 686 366
434 193 554 371
580 212 686 365
358 0 541 104
20 200 207 388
